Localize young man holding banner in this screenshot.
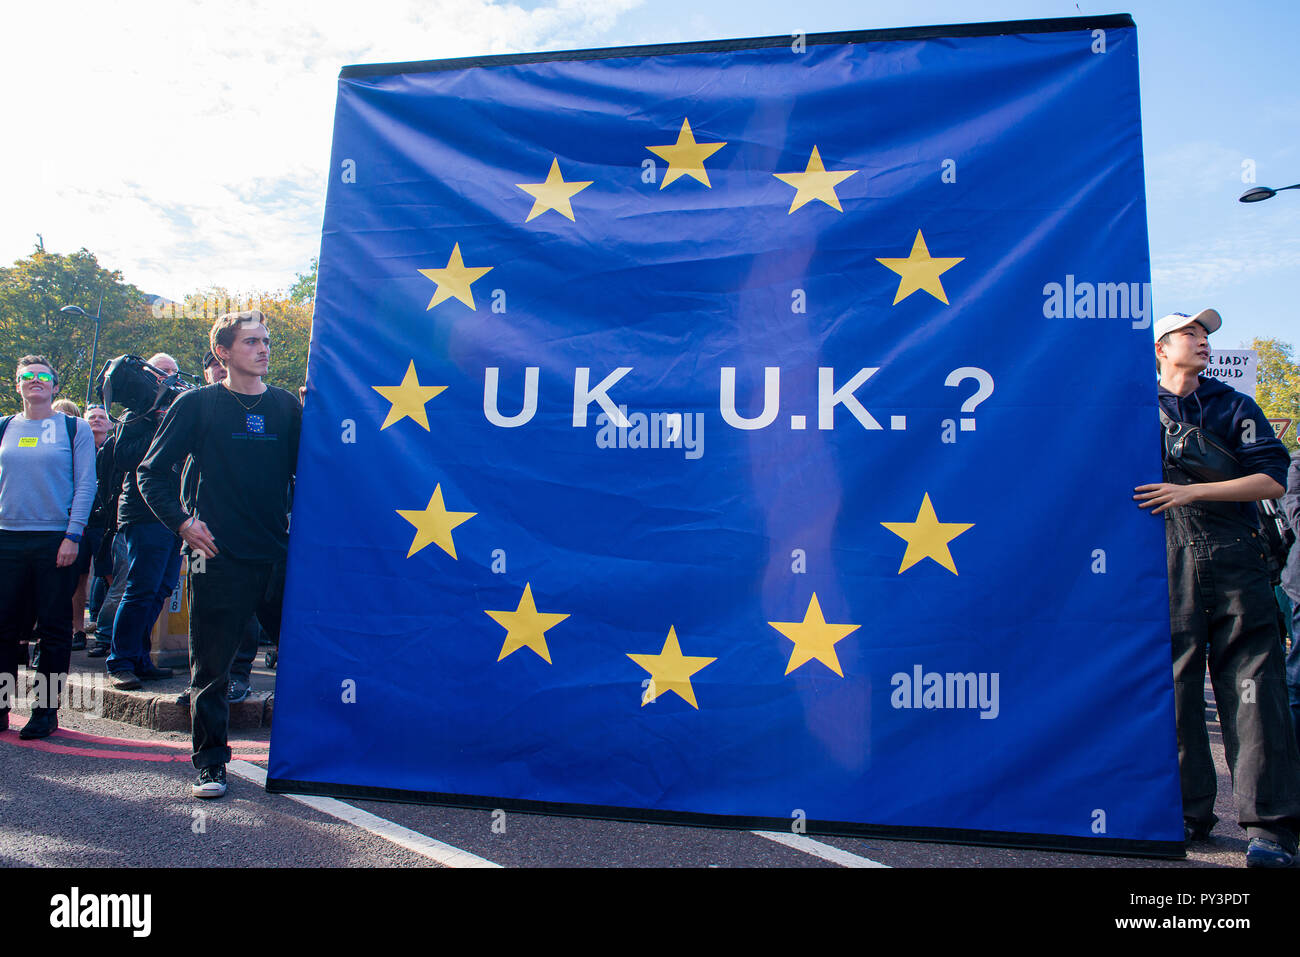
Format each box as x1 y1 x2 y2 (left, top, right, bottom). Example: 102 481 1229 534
138 312 301 799
1135 308 1300 868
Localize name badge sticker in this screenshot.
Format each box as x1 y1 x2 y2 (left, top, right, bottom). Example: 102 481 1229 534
18 436 38 448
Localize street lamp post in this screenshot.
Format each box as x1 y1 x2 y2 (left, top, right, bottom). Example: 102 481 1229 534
1239 183 1300 203
60 294 104 407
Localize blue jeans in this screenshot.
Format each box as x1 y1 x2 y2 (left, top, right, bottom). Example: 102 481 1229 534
107 522 181 675
95 534 130 640
88 573 108 622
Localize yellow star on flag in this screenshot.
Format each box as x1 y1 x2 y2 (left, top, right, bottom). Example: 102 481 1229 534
627 626 716 709
772 146 859 213
875 229 964 305
768 593 861 677
417 243 493 310
396 484 476 559
881 493 974 575
516 158 593 222
372 361 446 431
485 583 570 664
645 118 726 190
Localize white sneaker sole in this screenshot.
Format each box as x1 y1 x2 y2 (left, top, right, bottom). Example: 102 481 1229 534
192 783 227 799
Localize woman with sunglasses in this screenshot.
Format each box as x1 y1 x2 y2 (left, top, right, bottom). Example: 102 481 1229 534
0 356 97 738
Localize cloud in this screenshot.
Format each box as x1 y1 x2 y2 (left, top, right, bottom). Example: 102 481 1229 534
0 0 641 297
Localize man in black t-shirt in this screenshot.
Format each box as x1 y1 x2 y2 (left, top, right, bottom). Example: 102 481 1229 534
139 312 301 799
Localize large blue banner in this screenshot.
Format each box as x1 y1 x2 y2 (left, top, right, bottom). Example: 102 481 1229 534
269 15 1184 855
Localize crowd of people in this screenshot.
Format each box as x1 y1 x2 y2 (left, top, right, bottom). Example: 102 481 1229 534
0 310 302 799
0 305 1298 866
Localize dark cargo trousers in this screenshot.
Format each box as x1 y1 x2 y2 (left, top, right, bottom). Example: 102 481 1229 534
1167 505 1300 841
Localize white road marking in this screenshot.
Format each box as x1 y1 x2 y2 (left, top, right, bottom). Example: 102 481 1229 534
752 829 891 868
227 761 501 868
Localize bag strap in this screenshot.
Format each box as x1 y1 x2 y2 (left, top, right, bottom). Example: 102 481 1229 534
64 414 78 488
0 415 11 444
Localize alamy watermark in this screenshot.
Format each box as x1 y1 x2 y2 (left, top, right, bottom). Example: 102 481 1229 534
151 294 264 320
1042 276 1151 329
595 405 704 459
0 671 104 716
890 665 1000 719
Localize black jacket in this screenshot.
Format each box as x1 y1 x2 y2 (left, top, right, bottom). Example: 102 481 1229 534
1158 375 1289 526
1282 452 1300 603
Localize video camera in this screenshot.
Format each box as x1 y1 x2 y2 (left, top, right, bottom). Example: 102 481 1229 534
96 354 198 416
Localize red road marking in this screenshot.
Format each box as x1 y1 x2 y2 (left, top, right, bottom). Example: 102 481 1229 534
1 728 267 763
52 726 269 751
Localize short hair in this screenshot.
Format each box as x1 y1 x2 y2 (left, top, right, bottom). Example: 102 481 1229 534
209 310 267 365
52 398 80 417
15 355 58 387
148 352 178 370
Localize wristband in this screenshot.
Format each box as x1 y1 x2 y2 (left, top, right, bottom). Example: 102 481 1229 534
65 532 82 544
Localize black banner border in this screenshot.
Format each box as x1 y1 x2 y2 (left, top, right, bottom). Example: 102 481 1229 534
266 775 1183 860
338 14 1135 79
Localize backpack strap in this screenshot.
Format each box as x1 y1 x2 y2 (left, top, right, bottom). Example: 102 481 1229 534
64 414 78 488
0 415 12 444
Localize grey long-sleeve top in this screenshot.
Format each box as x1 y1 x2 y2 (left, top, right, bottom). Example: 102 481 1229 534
0 412 98 536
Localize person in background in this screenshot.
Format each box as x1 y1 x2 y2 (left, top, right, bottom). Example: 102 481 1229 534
103 353 181 689
1281 451 1300 754
86 408 126 659
0 356 96 738
69 404 113 650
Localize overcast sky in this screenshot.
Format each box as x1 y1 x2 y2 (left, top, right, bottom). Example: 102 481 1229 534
2 0 1296 344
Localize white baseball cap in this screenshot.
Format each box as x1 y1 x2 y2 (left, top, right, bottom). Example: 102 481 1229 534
1154 308 1222 339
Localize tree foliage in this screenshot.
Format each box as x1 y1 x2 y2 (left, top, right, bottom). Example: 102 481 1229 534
0 247 313 416
1253 337 1300 452
0 247 150 412
289 257 317 305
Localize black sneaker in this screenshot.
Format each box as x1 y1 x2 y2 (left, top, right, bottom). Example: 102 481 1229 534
136 664 175 681
71 631 87 651
193 765 227 799
19 709 58 740
86 641 110 658
265 648 277 669
1184 818 1215 843
227 681 250 704
109 671 143 691
176 689 191 707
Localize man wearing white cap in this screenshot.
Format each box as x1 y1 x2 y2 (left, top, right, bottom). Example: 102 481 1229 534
1135 308 1300 868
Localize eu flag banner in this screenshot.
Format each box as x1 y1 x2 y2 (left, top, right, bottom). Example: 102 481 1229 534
269 15 1185 856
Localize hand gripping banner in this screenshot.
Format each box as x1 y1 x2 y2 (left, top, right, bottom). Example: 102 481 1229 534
269 14 1185 856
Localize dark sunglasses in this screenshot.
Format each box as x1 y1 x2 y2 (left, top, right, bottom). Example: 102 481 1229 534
18 371 54 383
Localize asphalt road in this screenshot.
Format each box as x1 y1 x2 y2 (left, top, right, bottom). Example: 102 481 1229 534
0 689 1251 869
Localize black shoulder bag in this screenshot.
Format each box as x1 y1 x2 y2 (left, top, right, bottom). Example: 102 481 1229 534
1158 407 1244 484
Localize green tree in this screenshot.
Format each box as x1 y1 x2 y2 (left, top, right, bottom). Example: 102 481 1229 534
1253 337 1300 452
289 257 317 305
0 247 150 413
154 286 312 393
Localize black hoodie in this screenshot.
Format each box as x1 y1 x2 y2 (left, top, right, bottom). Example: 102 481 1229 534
1157 374 1288 525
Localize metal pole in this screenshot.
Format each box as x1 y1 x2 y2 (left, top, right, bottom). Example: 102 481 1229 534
86 290 103 407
